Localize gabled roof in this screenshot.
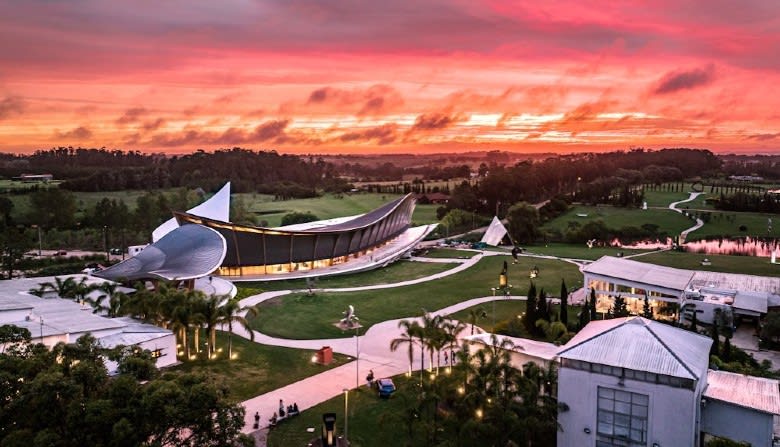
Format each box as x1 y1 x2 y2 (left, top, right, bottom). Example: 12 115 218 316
582 256 695 292
705 370 780 415
557 317 711 381
481 216 509 246
152 182 231 242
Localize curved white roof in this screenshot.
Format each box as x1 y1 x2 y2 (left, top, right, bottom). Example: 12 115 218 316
152 182 231 242
96 224 227 282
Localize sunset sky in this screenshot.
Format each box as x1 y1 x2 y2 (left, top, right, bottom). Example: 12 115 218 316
1 0 779 154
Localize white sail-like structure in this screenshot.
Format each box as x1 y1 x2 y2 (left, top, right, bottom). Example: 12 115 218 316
152 182 231 242
481 216 509 246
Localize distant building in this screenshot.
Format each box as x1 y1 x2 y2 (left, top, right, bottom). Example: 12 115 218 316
14 173 53 182
415 192 450 205
557 317 780 447
582 256 780 325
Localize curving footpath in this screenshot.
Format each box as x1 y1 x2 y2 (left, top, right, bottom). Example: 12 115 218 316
669 192 705 243
231 250 564 438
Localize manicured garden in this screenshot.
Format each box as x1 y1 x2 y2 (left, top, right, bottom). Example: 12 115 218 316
169 331 348 401
235 260 458 299
248 256 582 339
417 248 478 259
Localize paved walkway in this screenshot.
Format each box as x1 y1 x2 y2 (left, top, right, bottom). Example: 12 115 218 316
669 192 705 243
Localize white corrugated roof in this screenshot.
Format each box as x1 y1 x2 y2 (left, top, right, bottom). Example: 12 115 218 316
480 216 508 246
558 317 711 380
582 256 695 291
463 333 559 361
691 270 780 296
733 291 769 314
705 370 780 415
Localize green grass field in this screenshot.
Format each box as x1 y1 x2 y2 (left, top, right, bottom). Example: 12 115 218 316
235 260 458 298
248 256 582 339
634 251 780 277
686 210 778 240
642 188 690 207
417 248 478 259
168 332 348 402
542 205 692 236
266 375 419 447
237 192 439 227
523 243 652 260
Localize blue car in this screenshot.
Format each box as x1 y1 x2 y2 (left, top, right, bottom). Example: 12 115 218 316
377 378 396 398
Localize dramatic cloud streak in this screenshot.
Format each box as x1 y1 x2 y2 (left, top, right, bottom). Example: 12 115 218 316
0 0 778 153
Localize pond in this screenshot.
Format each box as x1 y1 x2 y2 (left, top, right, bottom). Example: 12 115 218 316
683 237 779 257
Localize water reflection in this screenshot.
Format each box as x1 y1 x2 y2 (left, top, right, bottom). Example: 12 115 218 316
683 237 779 257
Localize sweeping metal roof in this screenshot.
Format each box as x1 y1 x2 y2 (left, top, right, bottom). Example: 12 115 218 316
705 370 780 415
95 224 227 282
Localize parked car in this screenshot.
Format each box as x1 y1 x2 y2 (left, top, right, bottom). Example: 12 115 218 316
376 378 396 398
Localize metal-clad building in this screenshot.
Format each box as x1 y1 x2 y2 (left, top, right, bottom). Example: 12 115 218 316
175 194 417 277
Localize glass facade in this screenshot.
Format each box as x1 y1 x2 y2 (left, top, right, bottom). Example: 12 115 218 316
596 387 648 446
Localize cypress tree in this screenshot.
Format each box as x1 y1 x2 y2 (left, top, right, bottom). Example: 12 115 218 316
711 310 721 356
560 279 569 328
642 294 653 319
579 300 591 329
723 336 732 362
523 282 537 333
537 288 550 322
589 288 597 320
691 309 698 332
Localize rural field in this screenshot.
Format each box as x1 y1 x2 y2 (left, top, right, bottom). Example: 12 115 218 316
686 210 777 240
235 192 439 227
541 204 693 236
248 255 582 339
523 243 652 260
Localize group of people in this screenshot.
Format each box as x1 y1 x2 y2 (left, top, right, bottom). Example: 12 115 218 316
268 399 300 427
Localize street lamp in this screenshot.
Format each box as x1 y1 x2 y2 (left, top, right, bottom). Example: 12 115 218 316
343 388 349 446
492 261 513 328
32 225 42 257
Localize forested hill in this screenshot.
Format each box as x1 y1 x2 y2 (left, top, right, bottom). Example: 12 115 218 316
0 148 343 195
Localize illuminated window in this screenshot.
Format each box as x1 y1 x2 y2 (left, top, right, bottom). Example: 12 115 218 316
596 387 648 447
150 349 164 359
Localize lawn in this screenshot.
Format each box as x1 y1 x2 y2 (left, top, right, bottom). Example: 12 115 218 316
685 210 778 240
634 251 780 277
642 188 690 208
541 205 692 236
248 256 582 339
266 375 420 447
235 260 458 298
523 243 653 260
417 248 478 259
238 192 439 227
168 331 348 402
448 300 582 334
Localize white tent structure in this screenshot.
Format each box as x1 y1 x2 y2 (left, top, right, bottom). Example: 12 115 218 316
152 182 231 242
480 216 509 246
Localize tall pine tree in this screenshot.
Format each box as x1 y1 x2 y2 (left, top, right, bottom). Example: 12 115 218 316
560 279 569 328
642 293 653 319
579 299 591 329
537 288 550 322
523 281 538 333
612 295 629 318
589 288 598 320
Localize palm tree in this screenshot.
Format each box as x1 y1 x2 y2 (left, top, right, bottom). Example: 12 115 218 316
218 297 258 359
442 318 466 369
467 307 487 335
88 282 123 317
197 293 225 357
390 319 420 376
169 291 204 360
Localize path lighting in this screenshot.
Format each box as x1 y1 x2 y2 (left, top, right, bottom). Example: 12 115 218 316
457 386 465 395
343 389 349 446
475 408 483 419
311 354 318 363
